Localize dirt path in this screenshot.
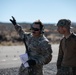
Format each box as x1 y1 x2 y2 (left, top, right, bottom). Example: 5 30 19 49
0 44 59 75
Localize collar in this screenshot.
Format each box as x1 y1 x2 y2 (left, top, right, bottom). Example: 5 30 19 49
65 34 71 39
64 32 72 39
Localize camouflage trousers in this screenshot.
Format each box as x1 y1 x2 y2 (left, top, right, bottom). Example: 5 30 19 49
56 66 76 75
18 64 43 75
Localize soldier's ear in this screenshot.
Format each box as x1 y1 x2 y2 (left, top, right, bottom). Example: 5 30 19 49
40 26 44 34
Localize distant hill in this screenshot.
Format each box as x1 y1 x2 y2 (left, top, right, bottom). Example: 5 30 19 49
0 22 56 32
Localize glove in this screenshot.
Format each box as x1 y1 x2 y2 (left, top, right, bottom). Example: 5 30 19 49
10 16 17 25
27 59 36 66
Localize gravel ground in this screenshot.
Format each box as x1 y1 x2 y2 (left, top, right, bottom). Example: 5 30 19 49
0 62 57 75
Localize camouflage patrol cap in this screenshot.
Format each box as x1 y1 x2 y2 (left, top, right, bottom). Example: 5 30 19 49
57 19 71 28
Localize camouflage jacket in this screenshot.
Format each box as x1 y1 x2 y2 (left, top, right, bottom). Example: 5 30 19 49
14 24 52 75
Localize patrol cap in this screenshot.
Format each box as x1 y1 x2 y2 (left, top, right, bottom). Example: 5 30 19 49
57 19 72 28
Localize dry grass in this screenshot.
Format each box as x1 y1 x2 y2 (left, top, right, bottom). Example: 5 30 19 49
0 41 24 46
0 22 76 46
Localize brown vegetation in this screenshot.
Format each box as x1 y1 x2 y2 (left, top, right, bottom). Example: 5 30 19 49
0 22 76 46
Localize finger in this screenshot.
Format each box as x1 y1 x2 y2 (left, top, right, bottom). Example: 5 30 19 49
10 18 14 22
12 16 16 21
10 19 13 22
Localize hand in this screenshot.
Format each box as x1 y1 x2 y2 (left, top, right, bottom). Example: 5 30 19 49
27 59 36 66
10 16 17 25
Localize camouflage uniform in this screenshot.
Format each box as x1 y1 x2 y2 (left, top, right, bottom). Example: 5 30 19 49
14 24 52 75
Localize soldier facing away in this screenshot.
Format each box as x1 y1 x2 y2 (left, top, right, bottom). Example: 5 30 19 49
10 16 52 75
56 19 76 75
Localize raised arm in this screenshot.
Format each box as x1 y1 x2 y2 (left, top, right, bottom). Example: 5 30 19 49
10 16 26 39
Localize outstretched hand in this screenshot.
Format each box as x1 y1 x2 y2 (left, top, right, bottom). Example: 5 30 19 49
10 16 17 25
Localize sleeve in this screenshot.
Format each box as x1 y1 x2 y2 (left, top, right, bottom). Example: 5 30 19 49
14 24 29 40
34 41 52 65
56 40 63 69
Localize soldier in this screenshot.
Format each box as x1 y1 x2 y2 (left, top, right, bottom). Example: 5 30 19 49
10 16 52 75
56 19 76 75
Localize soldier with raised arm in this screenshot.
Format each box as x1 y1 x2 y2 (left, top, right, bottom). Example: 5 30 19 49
10 16 52 75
